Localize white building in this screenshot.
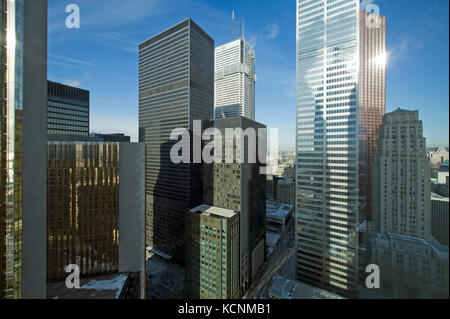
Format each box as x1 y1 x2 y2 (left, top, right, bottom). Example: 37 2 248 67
427 147 449 170
214 38 256 120
372 109 431 240
369 232 449 299
295 0 360 297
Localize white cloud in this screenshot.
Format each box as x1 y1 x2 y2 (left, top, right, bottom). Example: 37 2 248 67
63 80 81 87
267 24 280 40
247 23 280 48
61 72 90 89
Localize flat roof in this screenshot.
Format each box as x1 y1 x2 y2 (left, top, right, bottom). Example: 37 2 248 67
266 201 293 219
190 204 237 219
47 273 129 299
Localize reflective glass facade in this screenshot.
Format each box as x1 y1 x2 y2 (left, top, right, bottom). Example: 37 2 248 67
47 142 120 280
47 81 90 136
0 0 24 299
358 12 386 221
296 0 359 297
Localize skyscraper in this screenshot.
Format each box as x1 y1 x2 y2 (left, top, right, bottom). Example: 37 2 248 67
358 12 386 221
46 140 146 298
1 0 47 299
185 205 240 299
372 109 431 239
47 81 90 136
295 0 360 297
139 19 214 259
431 193 449 247
202 117 266 296
214 38 256 120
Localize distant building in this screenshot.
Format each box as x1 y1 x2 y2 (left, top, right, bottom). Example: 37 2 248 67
440 160 449 172
202 117 266 296
277 178 295 206
358 11 387 222
431 193 449 247
266 201 293 232
47 141 145 298
47 81 90 136
427 147 449 170
267 276 344 299
185 205 240 299
372 109 431 239
92 133 131 142
369 233 449 299
214 38 256 120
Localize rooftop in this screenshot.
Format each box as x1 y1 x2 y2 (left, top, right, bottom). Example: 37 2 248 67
189 204 237 219
268 276 344 299
47 273 129 299
266 201 293 219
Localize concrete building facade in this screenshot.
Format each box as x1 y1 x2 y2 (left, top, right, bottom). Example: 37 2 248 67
185 205 240 299
372 109 431 239
369 232 448 299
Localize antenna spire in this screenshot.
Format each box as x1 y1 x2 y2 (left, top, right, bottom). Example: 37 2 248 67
232 11 235 40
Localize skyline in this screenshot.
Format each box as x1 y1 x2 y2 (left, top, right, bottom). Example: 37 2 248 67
47 0 449 150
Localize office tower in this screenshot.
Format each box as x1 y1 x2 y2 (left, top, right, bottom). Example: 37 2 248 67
358 12 386 221
139 19 214 258
92 133 131 142
1 0 47 298
295 0 360 297
369 233 448 299
47 140 145 298
431 193 449 247
214 38 256 120
277 178 295 206
185 205 240 299
202 117 266 296
47 81 90 136
372 109 431 239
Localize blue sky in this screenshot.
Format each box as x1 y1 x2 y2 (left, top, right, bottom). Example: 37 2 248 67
48 0 449 150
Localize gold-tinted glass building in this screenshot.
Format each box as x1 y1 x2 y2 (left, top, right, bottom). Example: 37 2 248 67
0 0 24 298
185 205 240 299
47 142 120 280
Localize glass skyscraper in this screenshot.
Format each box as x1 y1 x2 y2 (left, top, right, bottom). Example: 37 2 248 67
295 0 360 297
47 81 90 136
0 0 24 298
139 18 214 259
